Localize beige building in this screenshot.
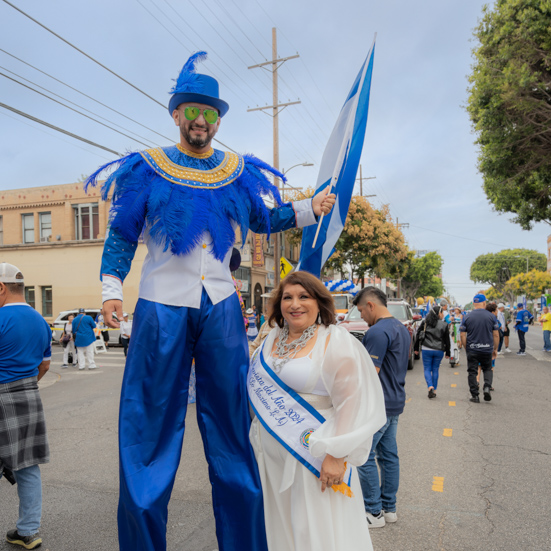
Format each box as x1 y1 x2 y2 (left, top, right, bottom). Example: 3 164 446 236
0 182 147 323
0 181 296 322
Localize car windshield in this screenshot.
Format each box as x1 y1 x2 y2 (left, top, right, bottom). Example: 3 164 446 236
346 306 363 321
347 303 409 321
388 304 408 320
333 295 348 310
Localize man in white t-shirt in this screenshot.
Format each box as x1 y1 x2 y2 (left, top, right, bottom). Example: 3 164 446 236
119 313 132 358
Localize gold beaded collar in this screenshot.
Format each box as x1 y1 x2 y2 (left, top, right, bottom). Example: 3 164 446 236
139 147 244 189
176 143 214 159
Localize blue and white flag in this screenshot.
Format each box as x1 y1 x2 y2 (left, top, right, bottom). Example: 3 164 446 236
297 39 376 277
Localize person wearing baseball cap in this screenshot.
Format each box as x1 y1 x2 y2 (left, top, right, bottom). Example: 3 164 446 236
460 294 500 403
0 263 52 549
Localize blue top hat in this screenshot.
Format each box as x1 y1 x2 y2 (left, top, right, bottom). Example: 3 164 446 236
168 51 229 117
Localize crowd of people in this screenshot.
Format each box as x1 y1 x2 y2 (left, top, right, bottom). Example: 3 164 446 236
1 49 547 551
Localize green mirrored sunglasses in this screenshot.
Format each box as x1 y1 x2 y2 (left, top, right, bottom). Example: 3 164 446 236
183 106 219 125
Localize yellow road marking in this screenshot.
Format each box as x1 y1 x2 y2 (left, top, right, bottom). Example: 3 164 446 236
443 428 453 437
416 382 421 385
405 397 412 403
432 476 444 492
451 383 457 388
449 401 456 406
454 372 459 375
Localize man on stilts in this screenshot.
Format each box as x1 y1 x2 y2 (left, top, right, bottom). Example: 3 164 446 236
86 51 335 551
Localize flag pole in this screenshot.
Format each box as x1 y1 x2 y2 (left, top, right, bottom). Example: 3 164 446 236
311 35 376 249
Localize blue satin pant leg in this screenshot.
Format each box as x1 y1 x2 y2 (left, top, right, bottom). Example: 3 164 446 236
193 292 266 550
117 293 267 551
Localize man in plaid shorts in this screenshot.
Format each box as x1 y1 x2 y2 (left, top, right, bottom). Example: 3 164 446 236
0 263 52 549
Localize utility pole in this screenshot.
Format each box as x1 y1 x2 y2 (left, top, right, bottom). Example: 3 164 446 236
356 164 376 196
396 218 409 299
248 28 300 286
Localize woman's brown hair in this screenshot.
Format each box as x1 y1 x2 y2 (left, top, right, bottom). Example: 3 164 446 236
268 271 336 329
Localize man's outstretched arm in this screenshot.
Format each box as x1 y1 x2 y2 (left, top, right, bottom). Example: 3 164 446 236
250 187 336 234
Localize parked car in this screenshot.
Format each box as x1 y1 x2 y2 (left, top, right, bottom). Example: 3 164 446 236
339 299 418 370
51 308 121 344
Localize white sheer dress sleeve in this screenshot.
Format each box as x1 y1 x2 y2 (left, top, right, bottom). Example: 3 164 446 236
308 324 387 466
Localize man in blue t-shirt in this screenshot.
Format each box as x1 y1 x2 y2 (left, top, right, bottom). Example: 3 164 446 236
460 294 499 403
353 287 410 529
0 263 52 549
514 302 533 355
71 308 97 370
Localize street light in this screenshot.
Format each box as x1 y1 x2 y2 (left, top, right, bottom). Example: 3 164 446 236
275 162 314 286
281 162 314 201
283 162 314 175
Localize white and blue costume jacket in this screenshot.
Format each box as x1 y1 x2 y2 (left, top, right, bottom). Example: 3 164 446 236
86 144 317 307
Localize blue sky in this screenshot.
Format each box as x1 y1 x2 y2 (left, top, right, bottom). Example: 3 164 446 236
1 0 548 304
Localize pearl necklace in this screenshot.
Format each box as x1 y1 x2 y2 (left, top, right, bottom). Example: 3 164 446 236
273 323 318 373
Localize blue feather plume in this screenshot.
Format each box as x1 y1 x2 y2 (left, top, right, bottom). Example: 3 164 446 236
85 148 283 261
170 51 208 94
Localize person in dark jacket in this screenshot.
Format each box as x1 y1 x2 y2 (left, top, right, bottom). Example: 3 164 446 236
415 305 450 399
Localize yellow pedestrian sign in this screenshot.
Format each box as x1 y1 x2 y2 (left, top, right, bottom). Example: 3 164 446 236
280 257 294 279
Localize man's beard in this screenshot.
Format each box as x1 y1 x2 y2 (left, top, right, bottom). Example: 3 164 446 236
181 123 215 148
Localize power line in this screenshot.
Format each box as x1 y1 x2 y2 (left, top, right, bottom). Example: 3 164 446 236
152 0 258 104
252 0 335 114
409 224 510 248
0 103 121 155
0 0 249 156
0 48 174 143
212 0 268 60
2 0 165 108
0 71 153 148
0 65 160 146
0 110 112 161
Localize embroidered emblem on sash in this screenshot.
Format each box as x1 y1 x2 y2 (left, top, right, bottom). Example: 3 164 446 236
139 148 244 189
300 429 314 450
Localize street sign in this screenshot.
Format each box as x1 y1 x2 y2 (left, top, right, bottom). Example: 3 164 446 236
280 257 294 279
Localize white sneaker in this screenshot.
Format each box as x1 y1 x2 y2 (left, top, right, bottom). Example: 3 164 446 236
505 348 512 353
88 366 98 370
497 350 504 355
366 512 386 528
383 510 398 523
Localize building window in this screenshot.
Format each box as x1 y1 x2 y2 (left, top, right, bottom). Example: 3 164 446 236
25 286 35 309
74 203 99 240
39 212 52 242
22 213 34 244
0 215 3 245
41 286 52 317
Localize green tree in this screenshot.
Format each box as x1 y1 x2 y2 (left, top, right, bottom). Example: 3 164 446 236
483 286 504 302
467 0 551 229
284 191 409 280
401 252 445 304
470 249 546 301
503 269 551 299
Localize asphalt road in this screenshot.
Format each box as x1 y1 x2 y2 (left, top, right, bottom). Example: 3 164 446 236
1 329 550 551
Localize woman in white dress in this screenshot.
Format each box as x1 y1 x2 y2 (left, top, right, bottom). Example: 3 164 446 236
248 271 386 551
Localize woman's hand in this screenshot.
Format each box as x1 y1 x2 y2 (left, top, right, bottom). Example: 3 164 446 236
319 454 346 493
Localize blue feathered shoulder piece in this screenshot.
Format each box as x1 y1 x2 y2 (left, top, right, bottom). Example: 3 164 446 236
170 50 207 94
84 149 286 261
